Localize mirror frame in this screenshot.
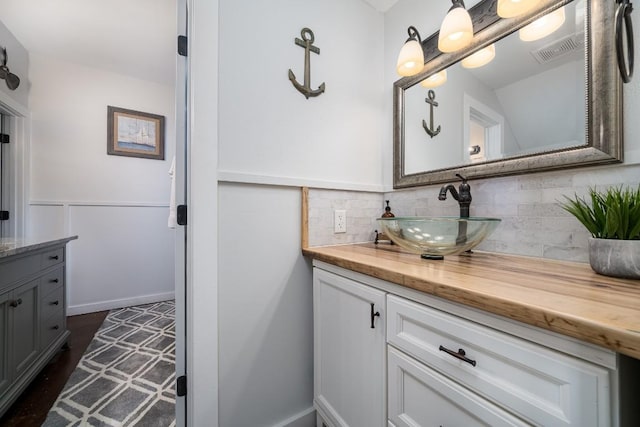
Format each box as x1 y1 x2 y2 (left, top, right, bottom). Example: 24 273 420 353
393 0 622 188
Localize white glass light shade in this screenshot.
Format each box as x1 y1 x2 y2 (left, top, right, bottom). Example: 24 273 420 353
519 7 565 41
438 7 474 53
461 44 496 68
497 0 540 18
420 70 448 88
397 39 424 76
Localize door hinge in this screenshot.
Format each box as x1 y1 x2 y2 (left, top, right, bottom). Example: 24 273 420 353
0 133 8 144
177 204 187 226
176 375 187 397
178 35 188 57
0 211 9 221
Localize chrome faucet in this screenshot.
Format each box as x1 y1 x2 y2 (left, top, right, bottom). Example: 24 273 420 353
438 174 472 218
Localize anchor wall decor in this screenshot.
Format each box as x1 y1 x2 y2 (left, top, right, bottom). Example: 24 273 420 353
422 90 441 138
288 28 325 99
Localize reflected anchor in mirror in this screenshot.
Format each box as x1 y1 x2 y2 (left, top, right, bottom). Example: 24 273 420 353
422 90 441 138
288 28 326 99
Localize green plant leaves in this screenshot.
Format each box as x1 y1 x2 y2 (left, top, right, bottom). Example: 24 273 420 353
560 185 640 240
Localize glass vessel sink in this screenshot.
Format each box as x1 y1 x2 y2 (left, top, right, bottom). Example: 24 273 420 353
376 217 501 259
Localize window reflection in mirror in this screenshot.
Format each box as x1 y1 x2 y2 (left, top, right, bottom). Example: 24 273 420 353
403 0 586 175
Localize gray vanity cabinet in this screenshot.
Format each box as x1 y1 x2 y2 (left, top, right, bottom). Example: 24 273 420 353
0 241 72 417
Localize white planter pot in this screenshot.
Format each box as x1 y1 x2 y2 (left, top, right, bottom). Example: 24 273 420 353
588 237 640 279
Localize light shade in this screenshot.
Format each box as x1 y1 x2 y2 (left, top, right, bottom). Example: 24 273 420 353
461 44 496 68
519 6 566 41
438 4 474 53
497 0 540 18
420 70 448 88
397 39 424 76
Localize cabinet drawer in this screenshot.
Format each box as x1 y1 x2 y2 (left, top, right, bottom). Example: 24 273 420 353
0 253 40 290
41 285 64 321
388 346 528 427
40 309 65 350
40 267 64 297
41 248 64 270
387 295 610 427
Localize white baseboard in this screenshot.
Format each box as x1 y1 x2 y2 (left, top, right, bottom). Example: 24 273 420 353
273 406 316 427
67 291 175 315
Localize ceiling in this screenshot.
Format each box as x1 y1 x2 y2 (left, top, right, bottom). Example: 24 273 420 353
0 0 177 86
362 0 400 12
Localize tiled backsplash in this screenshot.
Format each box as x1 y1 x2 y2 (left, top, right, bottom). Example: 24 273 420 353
308 163 640 263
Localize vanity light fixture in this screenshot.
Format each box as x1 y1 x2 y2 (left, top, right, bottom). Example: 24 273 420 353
397 26 425 76
438 0 474 53
0 48 20 91
420 70 448 88
519 6 566 41
497 0 540 18
461 44 496 68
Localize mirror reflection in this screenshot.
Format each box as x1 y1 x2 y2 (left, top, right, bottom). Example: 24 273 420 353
404 0 586 175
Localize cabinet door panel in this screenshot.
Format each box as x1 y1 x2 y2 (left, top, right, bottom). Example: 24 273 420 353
0 294 10 395
314 268 386 427
10 280 39 378
388 346 529 427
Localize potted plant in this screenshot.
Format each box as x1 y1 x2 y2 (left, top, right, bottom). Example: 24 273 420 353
561 185 640 279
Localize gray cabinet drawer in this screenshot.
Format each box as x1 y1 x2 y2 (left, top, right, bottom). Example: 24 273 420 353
41 248 64 270
41 286 63 321
0 254 40 291
40 309 65 350
40 267 64 297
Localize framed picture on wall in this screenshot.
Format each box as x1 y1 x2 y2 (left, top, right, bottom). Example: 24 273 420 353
107 106 165 160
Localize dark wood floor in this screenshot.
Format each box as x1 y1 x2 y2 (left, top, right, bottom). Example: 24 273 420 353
0 310 108 427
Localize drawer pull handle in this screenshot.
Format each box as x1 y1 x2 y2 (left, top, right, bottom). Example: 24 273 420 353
49 255 59 260
52 325 60 330
439 345 476 367
50 300 60 306
9 298 22 308
370 303 380 329
50 278 59 283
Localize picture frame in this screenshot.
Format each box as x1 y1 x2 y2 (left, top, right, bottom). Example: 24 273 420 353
107 106 165 160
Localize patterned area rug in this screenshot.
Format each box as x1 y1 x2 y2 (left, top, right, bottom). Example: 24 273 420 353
43 301 176 427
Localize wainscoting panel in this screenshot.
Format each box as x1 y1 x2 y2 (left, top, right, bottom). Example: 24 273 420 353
57 204 175 315
29 204 66 239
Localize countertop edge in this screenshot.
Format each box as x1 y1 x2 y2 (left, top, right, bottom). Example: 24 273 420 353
0 236 79 259
302 245 640 360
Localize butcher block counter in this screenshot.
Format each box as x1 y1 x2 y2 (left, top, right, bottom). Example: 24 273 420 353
303 242 640 360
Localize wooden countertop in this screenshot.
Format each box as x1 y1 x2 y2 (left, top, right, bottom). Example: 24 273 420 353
303 243 640 360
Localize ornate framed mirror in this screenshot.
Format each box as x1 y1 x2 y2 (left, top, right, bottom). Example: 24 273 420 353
393 0 622 188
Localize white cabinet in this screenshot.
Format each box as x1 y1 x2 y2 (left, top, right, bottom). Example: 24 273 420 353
313 267 386 427
312 262 626 427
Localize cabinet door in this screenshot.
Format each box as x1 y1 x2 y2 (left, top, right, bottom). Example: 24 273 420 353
388 346 529 427
9 279 39 379
314 268 386 427
0 292 10 396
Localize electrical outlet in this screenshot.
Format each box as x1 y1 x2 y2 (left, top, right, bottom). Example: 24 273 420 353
334 210 347 233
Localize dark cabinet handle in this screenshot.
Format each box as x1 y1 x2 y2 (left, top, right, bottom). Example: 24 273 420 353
49 278 59 283
49 255 59 260
50 300 60 306
9 298 22 308
370 303 380 329
51 325 60 330
439 345 477 367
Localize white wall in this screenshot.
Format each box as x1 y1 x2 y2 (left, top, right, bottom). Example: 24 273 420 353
28 53 176 314
218 0 385 191
214 0 385 425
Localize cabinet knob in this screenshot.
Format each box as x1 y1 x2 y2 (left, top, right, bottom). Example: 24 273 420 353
50 300 60 306
9 298 22 308
50 278 59 283
51 325 60 330
49 255 59 260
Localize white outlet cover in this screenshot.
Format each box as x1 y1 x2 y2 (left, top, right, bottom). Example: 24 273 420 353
334 210 346 233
